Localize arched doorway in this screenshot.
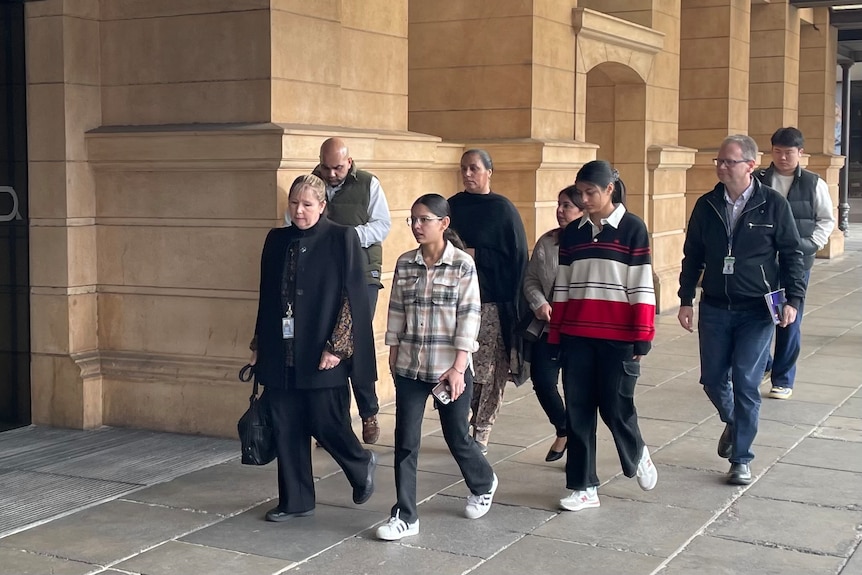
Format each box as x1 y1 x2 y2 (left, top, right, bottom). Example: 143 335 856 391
585 62 647 213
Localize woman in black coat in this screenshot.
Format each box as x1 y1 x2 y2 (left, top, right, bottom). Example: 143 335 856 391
250 174 378 521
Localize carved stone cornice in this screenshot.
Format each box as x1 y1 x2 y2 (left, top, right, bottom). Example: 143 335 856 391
71 350 243 384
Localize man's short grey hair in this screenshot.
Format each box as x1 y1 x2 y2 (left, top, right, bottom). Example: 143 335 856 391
722 134 758 161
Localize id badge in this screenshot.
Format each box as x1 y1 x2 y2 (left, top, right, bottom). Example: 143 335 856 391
282 316 294 339
722 256 735 275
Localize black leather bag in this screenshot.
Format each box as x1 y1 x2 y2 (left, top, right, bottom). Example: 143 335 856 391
237 364 276 466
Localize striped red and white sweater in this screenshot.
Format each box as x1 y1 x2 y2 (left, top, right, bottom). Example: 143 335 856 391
548 205 656 355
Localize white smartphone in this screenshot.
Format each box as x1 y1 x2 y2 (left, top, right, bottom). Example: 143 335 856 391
431 381 452 404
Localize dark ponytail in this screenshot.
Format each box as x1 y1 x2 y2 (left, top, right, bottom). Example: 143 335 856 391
413 193 466 250
576 160 626 206
444 228 466 251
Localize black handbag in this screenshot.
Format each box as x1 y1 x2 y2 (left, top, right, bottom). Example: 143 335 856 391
237 364 276 466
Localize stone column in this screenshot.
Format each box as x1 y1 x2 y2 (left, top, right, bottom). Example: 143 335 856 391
799 7 844 258
578 0 693 312
647 146 697 312
679 0 751 215
409 1 591 243
748 1 800 151
26 0 102 428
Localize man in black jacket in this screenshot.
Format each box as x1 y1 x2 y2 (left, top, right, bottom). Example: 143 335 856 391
677 135 806 486
756 127 835 400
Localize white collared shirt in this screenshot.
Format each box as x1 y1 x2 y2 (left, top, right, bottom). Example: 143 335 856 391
578 203 627 239
723 179 755 232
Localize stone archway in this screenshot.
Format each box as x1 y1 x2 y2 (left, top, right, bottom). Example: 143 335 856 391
585 62 647 209
573 8 662 220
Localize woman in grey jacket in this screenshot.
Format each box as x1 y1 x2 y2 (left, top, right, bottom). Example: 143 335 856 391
522 185 583 462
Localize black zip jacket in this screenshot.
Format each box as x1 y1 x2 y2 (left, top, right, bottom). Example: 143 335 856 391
679 179 806 313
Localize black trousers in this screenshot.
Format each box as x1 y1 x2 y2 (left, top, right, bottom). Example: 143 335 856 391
351 284 381 420
266 385 372 513
559 336 645 491
530 334 566 437
391 371 494 523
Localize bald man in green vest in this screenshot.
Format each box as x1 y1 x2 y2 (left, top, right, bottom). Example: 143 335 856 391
286 137 392 443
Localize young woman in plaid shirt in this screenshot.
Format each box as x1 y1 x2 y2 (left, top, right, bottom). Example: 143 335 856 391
376 194 498 541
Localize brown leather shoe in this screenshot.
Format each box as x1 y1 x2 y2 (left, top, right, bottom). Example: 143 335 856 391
362 415 380 444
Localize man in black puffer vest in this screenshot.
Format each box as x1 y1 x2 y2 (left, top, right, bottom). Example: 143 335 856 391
286 138 392 443
756 127 835 400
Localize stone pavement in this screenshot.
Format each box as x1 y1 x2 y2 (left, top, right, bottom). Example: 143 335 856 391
1 239 861 575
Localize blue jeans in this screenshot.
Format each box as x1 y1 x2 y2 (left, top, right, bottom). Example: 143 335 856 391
766 270 810 389
698 302 774 464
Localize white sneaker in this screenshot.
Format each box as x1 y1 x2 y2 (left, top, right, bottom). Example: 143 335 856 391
465 473 498 519
636 446 658 491
560 487 600 511
375 511 419 541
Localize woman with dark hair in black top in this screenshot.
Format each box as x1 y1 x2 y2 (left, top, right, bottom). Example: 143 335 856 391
448 149 529 453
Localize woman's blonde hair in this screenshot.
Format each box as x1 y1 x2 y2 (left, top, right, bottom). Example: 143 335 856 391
289 174 326 203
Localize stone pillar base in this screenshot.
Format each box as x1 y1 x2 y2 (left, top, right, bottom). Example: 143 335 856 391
806 153 845 259
647 145 697 313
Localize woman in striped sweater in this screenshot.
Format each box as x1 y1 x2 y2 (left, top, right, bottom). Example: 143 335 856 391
548 160 658 512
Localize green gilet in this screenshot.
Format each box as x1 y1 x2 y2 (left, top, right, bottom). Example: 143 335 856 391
313 165 383 287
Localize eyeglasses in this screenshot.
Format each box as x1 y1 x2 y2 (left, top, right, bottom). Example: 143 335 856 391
713 158 751 167
406 216 444 226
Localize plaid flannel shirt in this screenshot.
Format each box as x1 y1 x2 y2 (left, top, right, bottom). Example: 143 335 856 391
385 241 481 382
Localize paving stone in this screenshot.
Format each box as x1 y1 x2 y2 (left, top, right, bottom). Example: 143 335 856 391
843 544 862 575
470 533 663 575
687 416 814 450
637 417 698 448
780 437 862 473
0 548 95 575
660 534 845 575
600 463 742 511
816 337 862 358
533 495 713 557
833 398 862 419
795 355 862 387
497 393 555 420
285 535 480 575
759 397 838 426
800 334 840 350
471 412 556 448
506 437 628 486
776 383 857 406
355 493 554 560
807 300 862 321
634 384 717 424
373 435 462 477
653 434 786 476
801 323 857 338
813 426 862 443
314 466 461 516
637 365 692 387
180 502 385 562
747 462 862 510
480 460 568 511
114 540 292 575
123 459 278 516
501 380 537 402
709 497 862 556
0 500 214 565
642 350 702 371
